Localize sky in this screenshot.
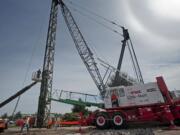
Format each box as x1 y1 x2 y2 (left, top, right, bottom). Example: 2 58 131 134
0 0 180 116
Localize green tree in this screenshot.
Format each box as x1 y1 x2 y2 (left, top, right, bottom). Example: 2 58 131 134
14 111 22 120
62 113 78 121
71 99 89 115
1 113 8 119
8 115 13 120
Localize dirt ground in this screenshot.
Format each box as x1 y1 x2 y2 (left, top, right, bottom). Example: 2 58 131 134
1 126 180 135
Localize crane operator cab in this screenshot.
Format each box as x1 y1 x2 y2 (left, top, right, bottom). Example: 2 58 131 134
32 69 42 82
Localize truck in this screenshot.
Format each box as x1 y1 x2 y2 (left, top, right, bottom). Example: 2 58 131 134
0 119 7 132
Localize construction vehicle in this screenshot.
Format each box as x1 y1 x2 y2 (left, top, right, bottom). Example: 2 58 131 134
0 82 38 109
56 0 180 129
0 119 7 133
91 77 180 129
51 90 104 108
0 70 42 109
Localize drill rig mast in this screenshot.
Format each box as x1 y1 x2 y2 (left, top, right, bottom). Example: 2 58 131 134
36 0 58 128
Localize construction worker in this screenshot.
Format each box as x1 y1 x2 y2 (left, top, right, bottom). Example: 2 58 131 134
37 69 41 79
111 90 119 107
21 116 30 132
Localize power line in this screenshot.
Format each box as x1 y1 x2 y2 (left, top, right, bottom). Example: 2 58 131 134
11 9 47 118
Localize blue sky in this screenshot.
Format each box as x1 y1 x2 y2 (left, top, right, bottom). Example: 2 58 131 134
0 0 180 115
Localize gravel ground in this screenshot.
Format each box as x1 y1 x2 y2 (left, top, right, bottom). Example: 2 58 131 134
1 126 180 135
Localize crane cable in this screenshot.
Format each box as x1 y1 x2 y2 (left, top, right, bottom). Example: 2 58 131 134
11 12 47 119
61 1 120 65
65 1 123 37
129 38 144 83
127 41 140 82
64 0 126 70
66 0 124 28
64 1 140 83
66 1 142 83
64 1 125 79
11 44 36 119
64 0 124 59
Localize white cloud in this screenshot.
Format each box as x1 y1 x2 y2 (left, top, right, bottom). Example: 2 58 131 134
122 0 146 34
148 0 180 20
141 63 180 90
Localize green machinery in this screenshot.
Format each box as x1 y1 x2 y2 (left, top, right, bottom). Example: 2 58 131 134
50 90 104 108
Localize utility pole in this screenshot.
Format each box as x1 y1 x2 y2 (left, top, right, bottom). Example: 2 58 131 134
36 0 58 127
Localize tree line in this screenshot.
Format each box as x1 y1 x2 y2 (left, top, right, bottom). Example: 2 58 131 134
1 111 22 120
